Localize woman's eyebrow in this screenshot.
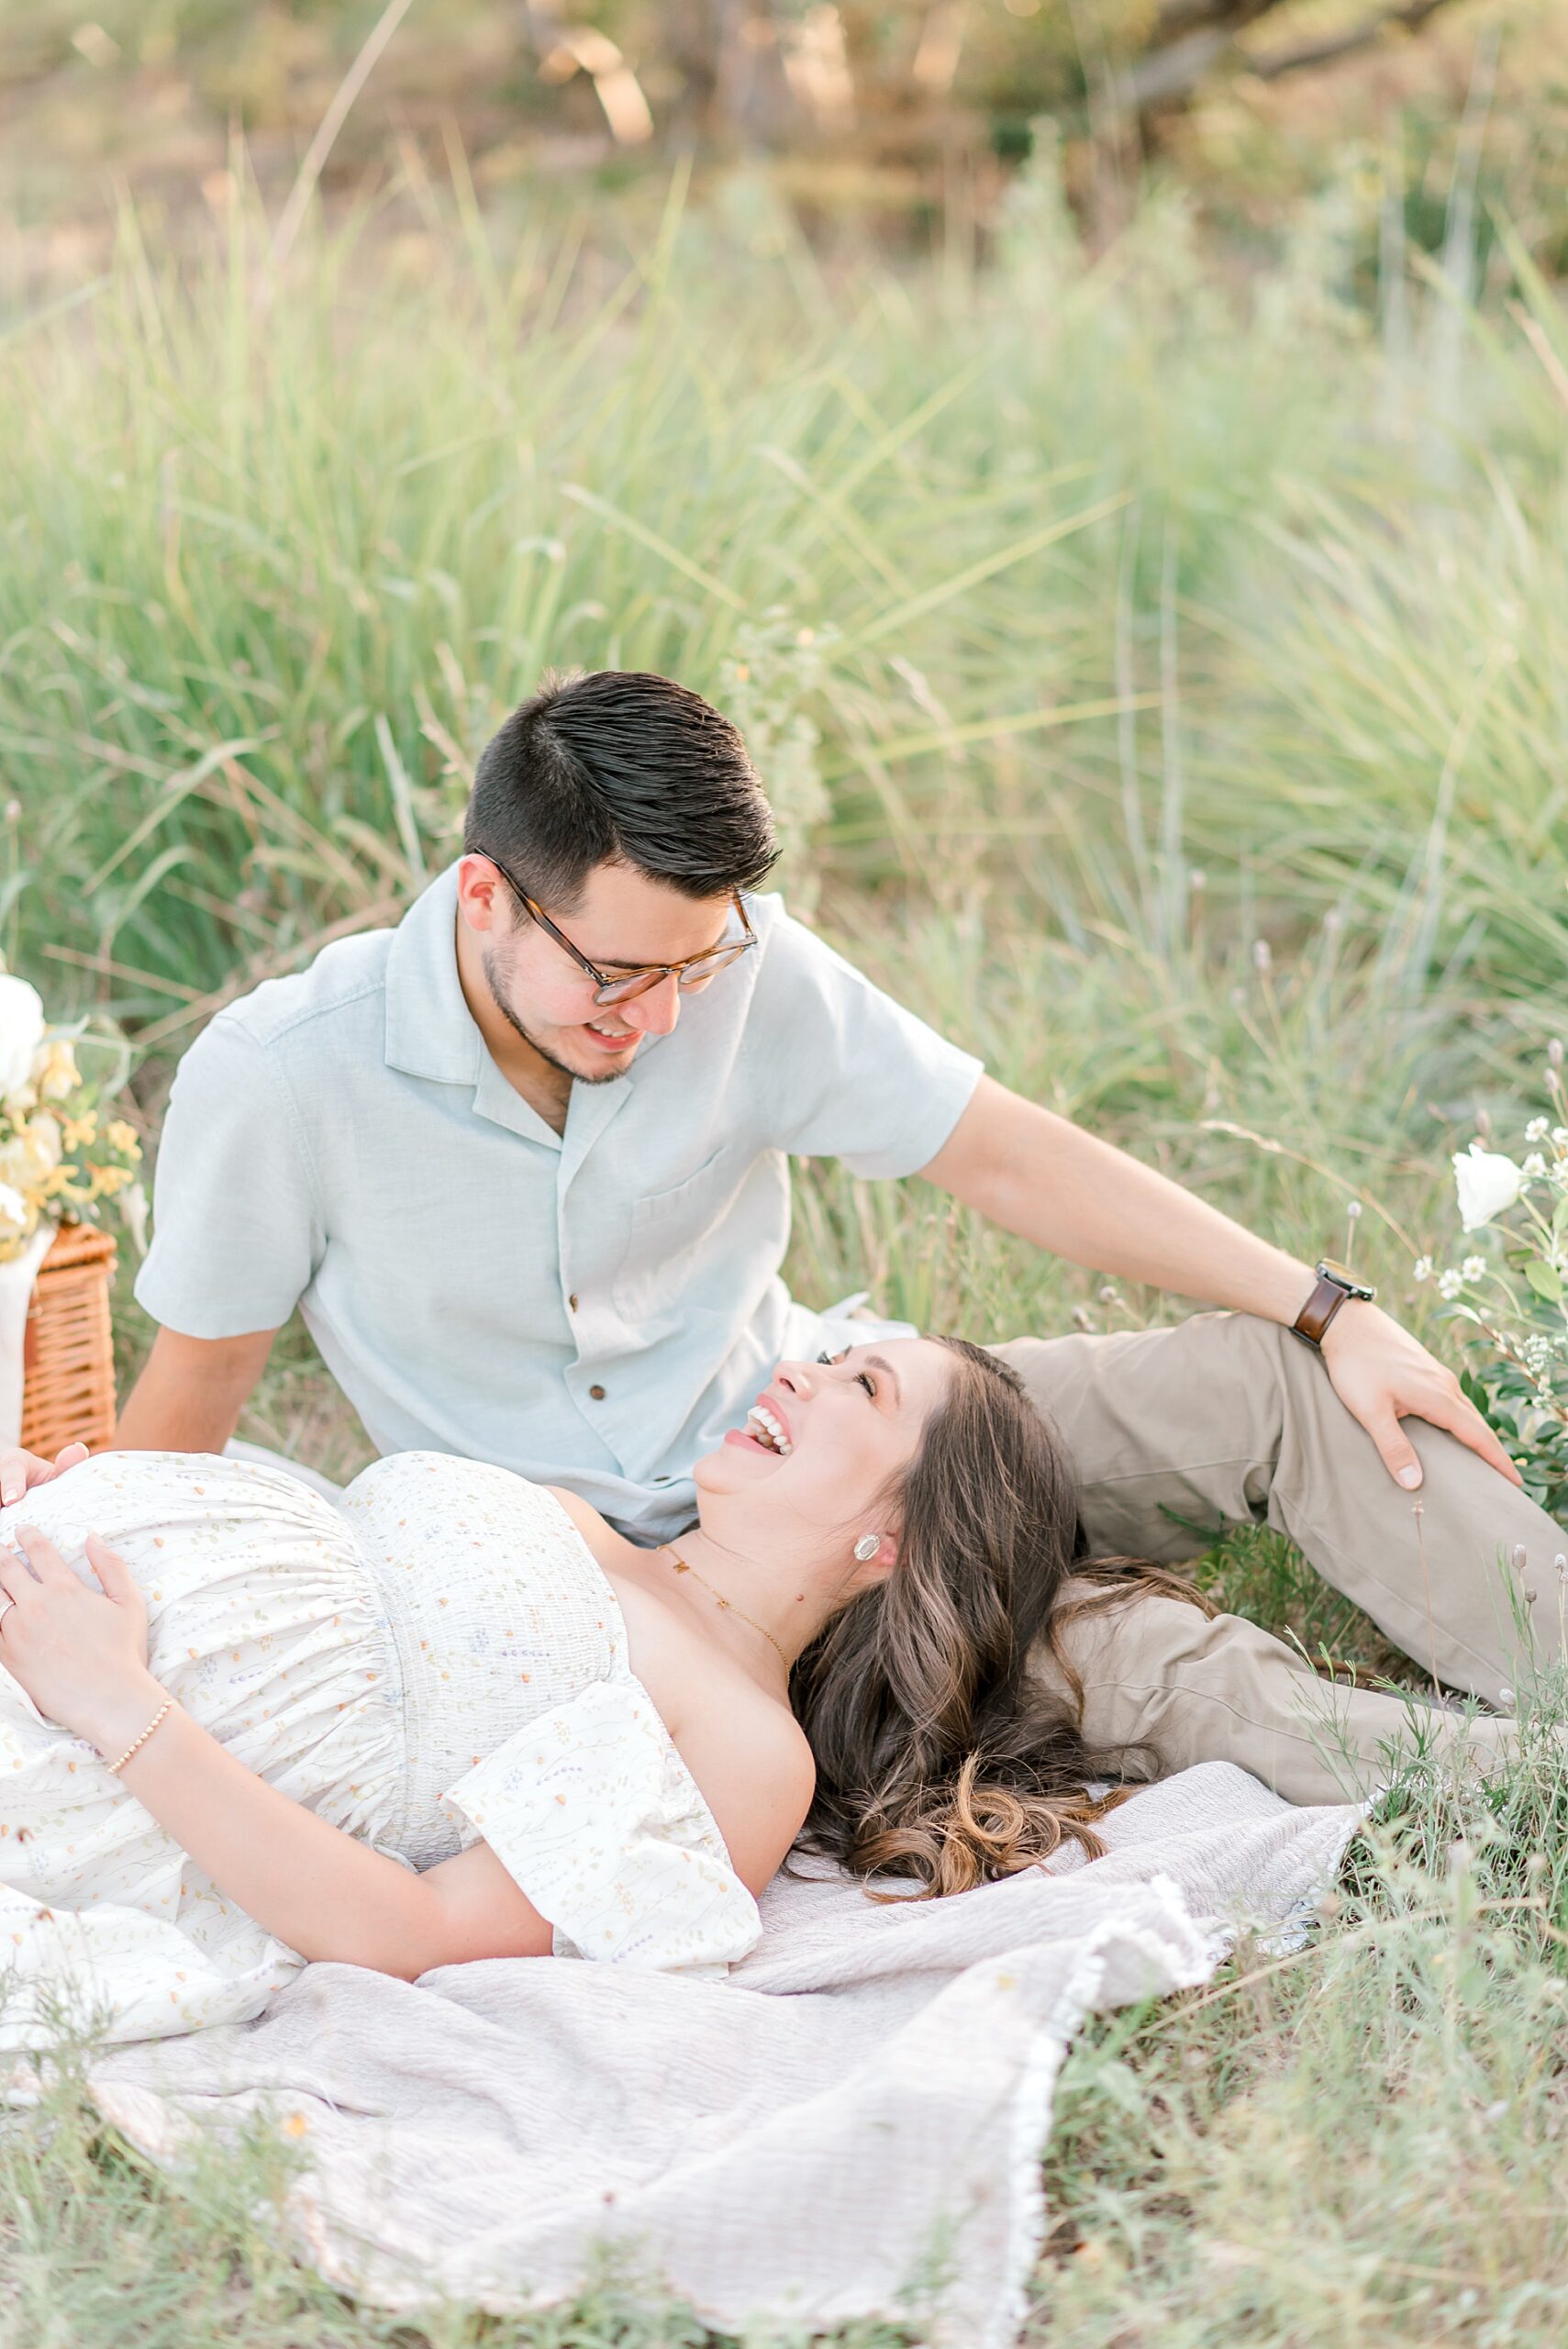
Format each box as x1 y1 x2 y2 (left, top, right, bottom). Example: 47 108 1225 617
862 1353 903 1406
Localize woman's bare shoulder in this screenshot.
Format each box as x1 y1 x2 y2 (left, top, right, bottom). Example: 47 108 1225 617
542 1482 630 1566
543 1483 603 1537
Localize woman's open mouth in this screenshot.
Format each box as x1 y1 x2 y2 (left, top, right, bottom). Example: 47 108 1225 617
743 1400 793 1455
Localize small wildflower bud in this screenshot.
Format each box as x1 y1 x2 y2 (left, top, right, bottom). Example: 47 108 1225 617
1550 1039 1564 1070
1555 1553 1568 1583
1188 869 1207 892
1251 939 1272 974
1098 1285 1117 1303
1071 1304 1094 1331
1324 906 1344 934
1526 1850 1549 1876
1524 1586 1538 1606
2 800 18 825
1346 1199 1362 1219
1512 1544 1529 1575
1499 1685 1515 1706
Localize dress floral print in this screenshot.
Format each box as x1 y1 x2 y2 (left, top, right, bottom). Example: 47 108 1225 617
0 1451 761 2049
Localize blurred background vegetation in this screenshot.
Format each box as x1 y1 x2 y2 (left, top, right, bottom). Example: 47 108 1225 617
3 1 1565 276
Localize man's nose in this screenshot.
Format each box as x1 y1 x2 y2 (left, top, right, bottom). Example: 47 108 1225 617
624 973 682 1037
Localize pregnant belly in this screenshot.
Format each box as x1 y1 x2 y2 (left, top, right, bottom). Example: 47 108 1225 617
1 1452 405 1825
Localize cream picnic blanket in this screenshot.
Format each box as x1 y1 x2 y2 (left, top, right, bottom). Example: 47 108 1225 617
47 1760 1360 2346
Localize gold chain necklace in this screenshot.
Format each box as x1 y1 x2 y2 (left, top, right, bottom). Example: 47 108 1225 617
662 1545 790 1675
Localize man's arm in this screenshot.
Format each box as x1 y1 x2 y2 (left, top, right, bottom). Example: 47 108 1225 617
116 1325 279 1453
921 1076 1520 1493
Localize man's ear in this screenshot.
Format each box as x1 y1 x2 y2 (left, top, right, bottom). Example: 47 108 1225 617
456 853 507 934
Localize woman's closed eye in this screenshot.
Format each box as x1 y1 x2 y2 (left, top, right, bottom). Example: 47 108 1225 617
817 1351 876 1398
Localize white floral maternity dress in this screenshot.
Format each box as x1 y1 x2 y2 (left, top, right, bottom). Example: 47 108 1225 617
0 1450 761 2050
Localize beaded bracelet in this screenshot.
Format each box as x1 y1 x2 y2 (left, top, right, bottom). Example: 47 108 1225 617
106 1697 174 1776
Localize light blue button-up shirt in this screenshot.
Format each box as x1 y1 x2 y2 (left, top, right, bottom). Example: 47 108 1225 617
136 866 983 1539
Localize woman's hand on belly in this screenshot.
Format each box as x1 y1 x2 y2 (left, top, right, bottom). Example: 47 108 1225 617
0 1440 89 1509
0 1525 161 1754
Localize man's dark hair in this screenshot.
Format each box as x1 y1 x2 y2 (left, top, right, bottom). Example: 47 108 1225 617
463 670 779 911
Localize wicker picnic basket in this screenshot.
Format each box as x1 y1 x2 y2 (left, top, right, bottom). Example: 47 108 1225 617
18 1222 118 1457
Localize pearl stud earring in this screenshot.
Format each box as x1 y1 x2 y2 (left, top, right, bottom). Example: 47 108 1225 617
853 1534 881 1563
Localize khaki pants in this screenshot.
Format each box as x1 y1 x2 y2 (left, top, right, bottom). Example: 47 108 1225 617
995 1313 1564 1806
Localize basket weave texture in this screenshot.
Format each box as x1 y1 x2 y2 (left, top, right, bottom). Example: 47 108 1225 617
18 1222 117 1457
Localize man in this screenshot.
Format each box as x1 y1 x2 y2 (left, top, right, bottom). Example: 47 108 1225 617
121 671 1557 1800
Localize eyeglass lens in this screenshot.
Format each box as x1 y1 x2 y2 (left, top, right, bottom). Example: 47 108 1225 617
594 942 746 1006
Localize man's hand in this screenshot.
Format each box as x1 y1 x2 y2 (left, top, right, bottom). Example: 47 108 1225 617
1318 1299 1522 1491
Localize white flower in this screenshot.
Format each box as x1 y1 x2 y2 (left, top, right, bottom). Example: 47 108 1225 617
1461 1255 1487 1282
1523 1153 1548 1180
1452 1142 1525 1232
1526 1117 1551 1142
1437 1268 1465 1300
0 1181 29 1235
1412 1256 1433 1282
1555 1128 1568 1148
0 975 45 1105
119 1178 149 1260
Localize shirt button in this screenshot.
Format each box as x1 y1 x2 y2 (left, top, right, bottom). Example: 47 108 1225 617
588 1384 606 1401
568 1294 579 1311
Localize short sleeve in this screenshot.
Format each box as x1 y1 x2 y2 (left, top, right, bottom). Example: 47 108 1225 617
134 1014 324 1340
439 1677 762 1978
749 907 983 1178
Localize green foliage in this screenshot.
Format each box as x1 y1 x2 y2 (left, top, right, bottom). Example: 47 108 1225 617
1418 1063 1568 1520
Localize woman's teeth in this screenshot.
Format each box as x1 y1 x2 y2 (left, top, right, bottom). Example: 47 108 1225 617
746 1404 792 1456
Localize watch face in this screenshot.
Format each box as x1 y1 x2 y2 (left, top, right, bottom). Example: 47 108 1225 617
1318 1258 1374 1297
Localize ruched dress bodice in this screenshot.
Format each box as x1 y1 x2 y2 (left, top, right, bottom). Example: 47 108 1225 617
0 1450 760 2051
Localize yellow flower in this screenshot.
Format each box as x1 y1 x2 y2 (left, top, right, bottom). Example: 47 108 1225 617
87 1163 132 1199
60 1110 98 1152
32 1040 80 1105
0 1115 61 1192
105 1119 141 1160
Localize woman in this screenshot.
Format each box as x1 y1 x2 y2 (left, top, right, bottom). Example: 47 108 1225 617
0 1338 1120 2049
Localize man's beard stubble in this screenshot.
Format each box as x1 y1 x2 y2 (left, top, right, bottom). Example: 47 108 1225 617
480 939 628 1087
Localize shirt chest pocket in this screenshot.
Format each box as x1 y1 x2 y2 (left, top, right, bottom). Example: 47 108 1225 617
613 1145 753 1320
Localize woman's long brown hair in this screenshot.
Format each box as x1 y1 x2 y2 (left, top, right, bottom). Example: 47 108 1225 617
790 1338 1209 1898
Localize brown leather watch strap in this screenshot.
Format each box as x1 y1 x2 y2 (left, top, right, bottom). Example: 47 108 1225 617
1291 1272 1354 1349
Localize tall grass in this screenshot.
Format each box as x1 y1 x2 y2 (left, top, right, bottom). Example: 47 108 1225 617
4 157 1562 1048
2 149 1567 2347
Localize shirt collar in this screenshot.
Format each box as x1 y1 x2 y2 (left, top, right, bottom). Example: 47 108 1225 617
381 863 633 1157
383 864 485 1087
